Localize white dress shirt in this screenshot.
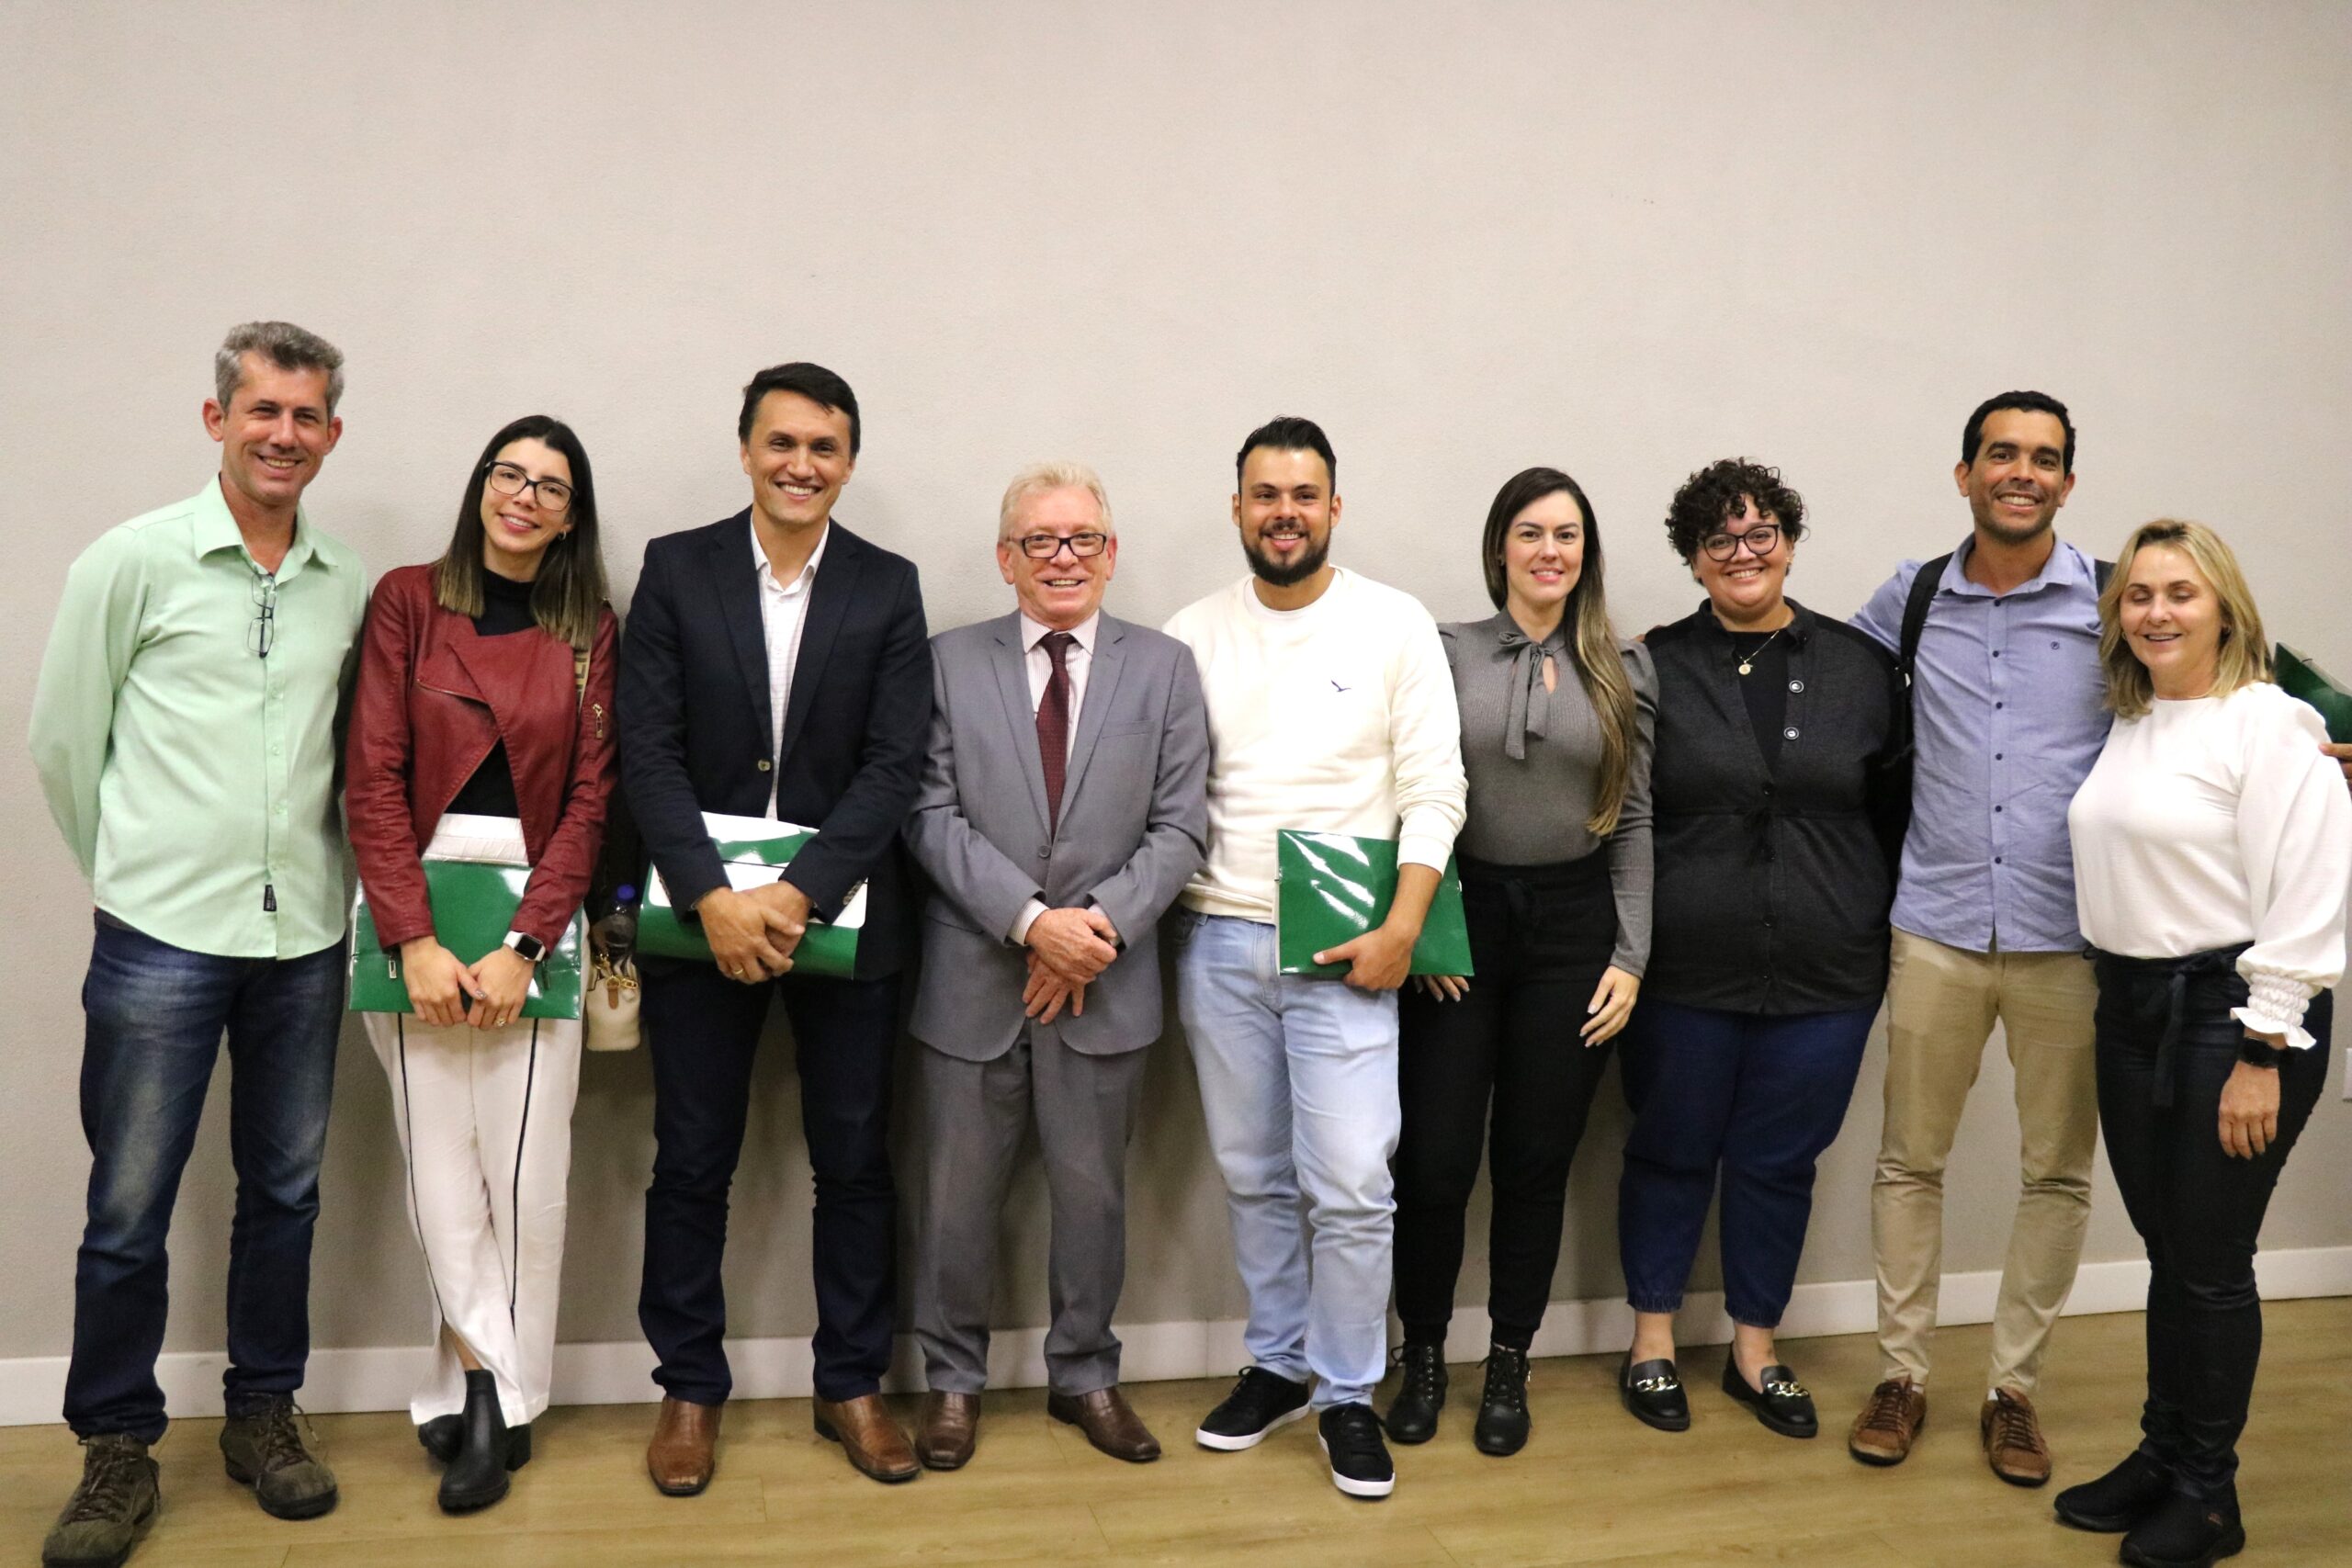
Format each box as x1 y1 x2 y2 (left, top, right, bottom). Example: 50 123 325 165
753 519 829 818
1008 610 1100 944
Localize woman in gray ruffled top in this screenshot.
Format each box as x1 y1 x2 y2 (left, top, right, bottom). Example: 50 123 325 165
1382 466 1656 1456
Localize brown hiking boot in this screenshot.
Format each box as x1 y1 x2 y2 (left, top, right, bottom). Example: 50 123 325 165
43 1434 158 1568
1848 1376 1927 1465
220 1396 339 1519
1980 1387 2052 1486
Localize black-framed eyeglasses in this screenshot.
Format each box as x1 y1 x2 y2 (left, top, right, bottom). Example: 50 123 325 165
484 460 573 513
1700 523 1781 561
1012 531 1109 559
248 571 277 659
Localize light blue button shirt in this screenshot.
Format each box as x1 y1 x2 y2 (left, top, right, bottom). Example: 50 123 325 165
1852 537 2109 953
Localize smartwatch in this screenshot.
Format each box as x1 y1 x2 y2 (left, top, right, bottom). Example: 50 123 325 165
2238 1038 2287 1069
503 931 548 964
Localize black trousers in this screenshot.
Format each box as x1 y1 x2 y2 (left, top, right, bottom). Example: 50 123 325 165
639 961 900 1404
1393 852 1617 1349
2093 948 2331 1502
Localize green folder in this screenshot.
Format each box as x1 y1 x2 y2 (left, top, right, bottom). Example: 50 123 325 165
1275 829 1474 980
349 862 585 1020
637 812 864 979
2278 644 2352 745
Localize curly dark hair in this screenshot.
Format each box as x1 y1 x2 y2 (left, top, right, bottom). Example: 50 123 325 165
1663 458 1808 562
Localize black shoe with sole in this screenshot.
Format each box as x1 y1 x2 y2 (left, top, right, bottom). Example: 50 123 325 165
1473 1345 1531 1456
1194 1367 1311 1450
1317 1403 1396 1499
1382 1343 1447 1445
1720 1353 1817 1438
2056 1450 2175 1533
2120 1490 2245 1568
1619 1352 1690 1432
438 1371 518 1514
421 1414 531 1469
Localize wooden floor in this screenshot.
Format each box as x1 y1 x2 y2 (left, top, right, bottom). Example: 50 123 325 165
7 1300 2348 1567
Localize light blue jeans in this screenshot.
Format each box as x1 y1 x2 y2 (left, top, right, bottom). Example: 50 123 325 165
1173 911 1401 1410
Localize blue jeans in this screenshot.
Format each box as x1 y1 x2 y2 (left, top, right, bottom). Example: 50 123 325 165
67 915 345 1440
1174 912 1400 1410
1618 998 1877 1328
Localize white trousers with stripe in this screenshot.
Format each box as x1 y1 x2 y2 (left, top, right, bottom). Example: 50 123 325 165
362 815 582 1429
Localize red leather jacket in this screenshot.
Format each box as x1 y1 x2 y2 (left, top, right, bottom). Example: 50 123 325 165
345 564 619 951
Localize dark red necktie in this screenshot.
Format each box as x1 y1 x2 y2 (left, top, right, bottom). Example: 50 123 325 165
1037 631 1075 832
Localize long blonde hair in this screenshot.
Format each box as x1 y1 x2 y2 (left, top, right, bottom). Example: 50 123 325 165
1481 467 1636 835
2098 518 2272 719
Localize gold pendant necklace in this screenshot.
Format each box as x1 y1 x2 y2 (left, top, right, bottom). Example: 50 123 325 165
1735 625 1788 677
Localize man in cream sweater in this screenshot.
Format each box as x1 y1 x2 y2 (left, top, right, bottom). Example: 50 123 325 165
1162 416 1466 1500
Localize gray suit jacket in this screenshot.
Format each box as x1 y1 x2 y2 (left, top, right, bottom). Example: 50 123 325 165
904 610 1209 1059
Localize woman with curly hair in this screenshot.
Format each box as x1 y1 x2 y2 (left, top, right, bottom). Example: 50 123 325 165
1382 466 1655 1456
1614 458 1903 1440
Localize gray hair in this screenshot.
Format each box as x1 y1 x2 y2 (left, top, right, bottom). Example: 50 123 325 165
215 321 346 414
999 460 1113 541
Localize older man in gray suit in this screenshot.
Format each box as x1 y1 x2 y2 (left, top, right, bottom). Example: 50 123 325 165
902 461 1210 1471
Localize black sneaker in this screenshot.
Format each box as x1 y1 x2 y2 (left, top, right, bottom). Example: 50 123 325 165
1382 1343 1447 1445
1317 1404 1396 1499
2120 1489 2244 1568
1194 1367 1311 1450
2056 1450 2175 1533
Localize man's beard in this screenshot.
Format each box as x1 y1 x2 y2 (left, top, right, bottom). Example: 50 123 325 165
1243 530 1329 588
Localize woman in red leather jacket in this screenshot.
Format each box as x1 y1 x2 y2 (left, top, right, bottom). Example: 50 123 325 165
345 414 617 1514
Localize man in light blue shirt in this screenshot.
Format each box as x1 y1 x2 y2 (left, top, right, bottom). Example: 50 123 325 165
1841 392 2104 1488
30 322 364 1563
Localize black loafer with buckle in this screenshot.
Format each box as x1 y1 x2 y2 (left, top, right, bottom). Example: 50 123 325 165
1722 1355 1817 1438
1619 1352 1690 1432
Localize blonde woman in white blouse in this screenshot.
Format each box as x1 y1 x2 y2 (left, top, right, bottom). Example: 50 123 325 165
2062 519 2349 1568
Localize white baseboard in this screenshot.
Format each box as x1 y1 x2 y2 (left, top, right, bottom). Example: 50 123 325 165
6 1246 2346 1427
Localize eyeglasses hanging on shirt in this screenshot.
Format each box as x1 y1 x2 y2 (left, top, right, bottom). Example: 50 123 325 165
248 570 277 658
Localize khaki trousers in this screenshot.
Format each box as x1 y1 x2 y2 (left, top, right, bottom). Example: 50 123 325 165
1870 929 2098 1394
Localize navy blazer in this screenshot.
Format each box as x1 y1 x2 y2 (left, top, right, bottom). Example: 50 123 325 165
617 513 932 980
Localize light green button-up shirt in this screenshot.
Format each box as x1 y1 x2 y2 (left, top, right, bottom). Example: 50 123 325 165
29 479 368 958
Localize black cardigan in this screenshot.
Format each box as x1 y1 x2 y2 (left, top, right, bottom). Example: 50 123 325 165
1643 600 1904 1014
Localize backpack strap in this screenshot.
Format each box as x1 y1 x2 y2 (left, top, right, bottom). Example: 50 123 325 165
1897 552 1953 684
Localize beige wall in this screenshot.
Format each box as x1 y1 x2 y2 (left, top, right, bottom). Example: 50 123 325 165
4 1 2348 1372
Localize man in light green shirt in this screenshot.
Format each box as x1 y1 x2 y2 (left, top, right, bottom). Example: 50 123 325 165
29 321 364 1565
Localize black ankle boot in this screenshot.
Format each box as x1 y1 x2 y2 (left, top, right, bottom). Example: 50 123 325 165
437 1371 513 1514
421 1413 531 1468
1473 1345 1531 1456
2056 1450 2174 1533
2120 1490 2245 1568
1382 1342 1447 1444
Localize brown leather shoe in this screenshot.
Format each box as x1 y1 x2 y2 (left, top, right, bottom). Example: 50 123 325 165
1980 1387 2052 1486
814 1393 921 1483
647 1395 721 1496
1848 1377 1927 1465
1047 1386 1162 1463
915 1391 980 1471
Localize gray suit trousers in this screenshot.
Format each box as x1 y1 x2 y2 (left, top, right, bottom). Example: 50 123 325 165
913 1031 1148 1395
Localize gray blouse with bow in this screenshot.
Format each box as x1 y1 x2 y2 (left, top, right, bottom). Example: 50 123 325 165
1439 613 1657 974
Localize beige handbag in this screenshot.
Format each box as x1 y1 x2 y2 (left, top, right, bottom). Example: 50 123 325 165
583 941 640 1052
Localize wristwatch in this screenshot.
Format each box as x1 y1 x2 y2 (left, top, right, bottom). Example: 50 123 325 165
503 931 548 964
2239 1037 2287 1069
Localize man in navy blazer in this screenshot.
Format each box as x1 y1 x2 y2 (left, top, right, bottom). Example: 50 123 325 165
901 462 1208 1471
618 362 932 1491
